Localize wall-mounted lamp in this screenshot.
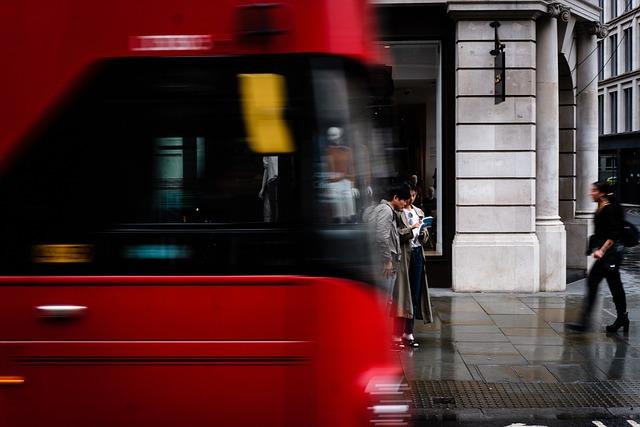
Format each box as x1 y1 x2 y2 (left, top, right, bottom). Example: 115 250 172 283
489 21 506 104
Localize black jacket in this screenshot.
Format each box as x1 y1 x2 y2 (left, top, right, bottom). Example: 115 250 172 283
587 203 625 264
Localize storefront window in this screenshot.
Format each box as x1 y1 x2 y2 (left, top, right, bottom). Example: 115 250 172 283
373 42 443 255
599 152 618 184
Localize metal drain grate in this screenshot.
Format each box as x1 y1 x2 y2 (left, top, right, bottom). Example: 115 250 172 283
411 380 640 409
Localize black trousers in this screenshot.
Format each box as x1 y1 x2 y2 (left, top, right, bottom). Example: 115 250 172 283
403 247 426 335
583 258 626 321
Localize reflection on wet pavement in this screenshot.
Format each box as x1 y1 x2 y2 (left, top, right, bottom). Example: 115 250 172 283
400 208 640 390
399 238 640 385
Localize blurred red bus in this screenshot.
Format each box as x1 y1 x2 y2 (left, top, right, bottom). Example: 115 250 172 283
0 1 409 426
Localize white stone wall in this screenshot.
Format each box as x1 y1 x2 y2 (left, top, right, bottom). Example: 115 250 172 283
452 19 540 293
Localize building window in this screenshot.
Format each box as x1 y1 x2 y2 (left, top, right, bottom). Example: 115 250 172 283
611 0 617 19
624 88 633 132
598 41 604 80
375 41 443 256
610 34 618 77
614 0 619 18
599 152 618 184
599 94 605 135
610 91 618 133
624 28 633 72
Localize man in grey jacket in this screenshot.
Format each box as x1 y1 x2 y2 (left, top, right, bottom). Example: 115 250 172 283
365 184 412 297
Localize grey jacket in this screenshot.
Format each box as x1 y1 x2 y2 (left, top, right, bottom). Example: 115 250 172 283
365 200 400 263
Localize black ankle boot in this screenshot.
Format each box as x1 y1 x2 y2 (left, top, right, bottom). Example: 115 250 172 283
606 312 630 333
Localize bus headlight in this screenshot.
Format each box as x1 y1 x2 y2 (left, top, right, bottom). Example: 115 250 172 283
362 371 412 426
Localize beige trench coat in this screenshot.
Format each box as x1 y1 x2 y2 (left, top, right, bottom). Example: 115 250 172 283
391 207 433 323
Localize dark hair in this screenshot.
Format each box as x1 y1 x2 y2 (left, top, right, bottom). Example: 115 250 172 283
405 181 417 192
387 183 411 201
592 181 616 203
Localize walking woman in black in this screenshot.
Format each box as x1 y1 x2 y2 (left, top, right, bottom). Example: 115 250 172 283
569 181 628 333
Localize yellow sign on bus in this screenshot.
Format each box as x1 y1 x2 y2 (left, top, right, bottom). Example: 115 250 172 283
238 73 295 154
32 244 93 264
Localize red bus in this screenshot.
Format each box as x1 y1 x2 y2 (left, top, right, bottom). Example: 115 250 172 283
0 1 410 426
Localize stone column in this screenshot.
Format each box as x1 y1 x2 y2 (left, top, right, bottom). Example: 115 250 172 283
565 23 604 271
452 20 539 292
535 3 566 291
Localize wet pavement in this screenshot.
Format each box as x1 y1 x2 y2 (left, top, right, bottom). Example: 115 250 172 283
401 208 640 425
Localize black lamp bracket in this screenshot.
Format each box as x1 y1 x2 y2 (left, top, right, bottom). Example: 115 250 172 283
489 21 506 56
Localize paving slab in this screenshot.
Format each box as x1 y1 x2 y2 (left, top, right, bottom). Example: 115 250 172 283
573 342 640 360
501 327 561 336
514 345 588 363
534 308 577 323
544 363 607 383
474 298 536 315
593 359 640 380
404 363 475 381
437 311 495 324
441 325 503 334
460 354 529 365
491 314 551 328
454 342 520 355
507 335 568 345
512 365 559 383
476 365 521 383
445 332 511 342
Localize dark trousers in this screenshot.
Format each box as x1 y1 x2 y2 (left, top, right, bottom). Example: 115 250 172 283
582 258 627 323
404 246 425 334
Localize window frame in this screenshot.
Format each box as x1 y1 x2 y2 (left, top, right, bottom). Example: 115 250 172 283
624 87 633 132
610 90 618 133
610 34 618 78
598 40 605 81
598 94 605 135
624 27 633 73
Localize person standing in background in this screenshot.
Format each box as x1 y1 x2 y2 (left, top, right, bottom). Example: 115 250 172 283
365 183 412 348
400 184 433 347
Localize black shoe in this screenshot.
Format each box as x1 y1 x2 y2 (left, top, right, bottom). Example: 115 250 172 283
606 312 630 333
566 322 588 332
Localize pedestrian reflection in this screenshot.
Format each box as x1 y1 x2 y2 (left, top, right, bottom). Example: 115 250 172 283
605 336 628 379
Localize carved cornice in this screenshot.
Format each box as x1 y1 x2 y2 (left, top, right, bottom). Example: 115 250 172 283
547 2 563 17
444 0 597 22
577 21 609 38
547 2 571 21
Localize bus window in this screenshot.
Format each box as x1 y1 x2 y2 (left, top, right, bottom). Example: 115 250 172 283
0 58 304 275
150 136 292 224
312 62 384 224
0 56 388 278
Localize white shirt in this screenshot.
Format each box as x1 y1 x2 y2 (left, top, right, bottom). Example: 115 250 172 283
403 207 422 248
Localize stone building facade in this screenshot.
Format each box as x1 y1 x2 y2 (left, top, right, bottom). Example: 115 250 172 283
375 0 604 292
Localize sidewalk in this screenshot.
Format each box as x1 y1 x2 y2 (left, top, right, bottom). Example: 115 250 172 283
402 236 640 424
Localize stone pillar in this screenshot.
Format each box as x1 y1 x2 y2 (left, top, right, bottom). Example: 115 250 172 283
565 23 604 271
452 20 539 292
535 4 566 291
558 72 576 225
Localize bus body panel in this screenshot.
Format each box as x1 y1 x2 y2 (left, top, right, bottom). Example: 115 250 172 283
0 276 398 426
0 278 314 340
1 344 314 426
